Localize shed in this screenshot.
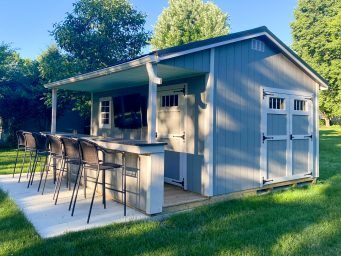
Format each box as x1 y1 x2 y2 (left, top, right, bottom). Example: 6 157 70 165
44 26 327 207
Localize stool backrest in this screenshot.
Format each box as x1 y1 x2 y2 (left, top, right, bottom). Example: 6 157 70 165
79 139 99 165
34 133 48 152
60 137 80 160
23 132 36 150
47 135 62 155
16 130 25 147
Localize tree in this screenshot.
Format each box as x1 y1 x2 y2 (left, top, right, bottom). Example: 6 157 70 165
51 0 149 71
291 0 341 126
0 43 47 145
38 45 91 118
150 0 229 50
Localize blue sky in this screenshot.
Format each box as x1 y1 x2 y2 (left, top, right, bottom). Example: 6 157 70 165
0 0 298 59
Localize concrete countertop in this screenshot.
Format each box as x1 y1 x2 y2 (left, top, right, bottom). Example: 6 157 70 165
42 132 166 155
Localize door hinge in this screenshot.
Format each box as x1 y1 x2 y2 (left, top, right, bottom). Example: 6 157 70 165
263 89 274 99
263 177 274 184
173 88 186 95
262 133 273 143
172 178 185 187
304 134 313 139
305 171 312 176
173 131 185 140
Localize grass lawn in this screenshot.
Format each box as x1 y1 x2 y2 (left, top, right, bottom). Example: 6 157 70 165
0 126 340 255
0 148 31 175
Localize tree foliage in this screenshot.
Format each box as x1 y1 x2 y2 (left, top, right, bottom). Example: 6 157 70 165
150 0 229 50
291 0 341 125
37 45 90 118
0 43 47 145
52 0 149 71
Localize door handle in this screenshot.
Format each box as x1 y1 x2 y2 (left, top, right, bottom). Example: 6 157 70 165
290 134 294 140
304 134 313 139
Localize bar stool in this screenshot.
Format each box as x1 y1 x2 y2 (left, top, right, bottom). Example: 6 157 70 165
18 132 37 183
71 139 126 224
12 130 26 178
27 132 49 188
54 136 82 205
40 134 64 195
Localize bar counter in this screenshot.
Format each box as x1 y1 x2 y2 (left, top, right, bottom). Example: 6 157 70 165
45 132 166 215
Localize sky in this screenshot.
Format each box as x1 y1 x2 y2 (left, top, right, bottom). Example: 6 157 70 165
0 0 298 60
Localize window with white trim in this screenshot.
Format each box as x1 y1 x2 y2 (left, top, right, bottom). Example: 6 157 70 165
99 97 111 128
161 94 179 108
269 97 285 110
294 99 306 111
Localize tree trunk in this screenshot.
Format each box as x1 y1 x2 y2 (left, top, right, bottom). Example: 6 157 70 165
325 118 331 127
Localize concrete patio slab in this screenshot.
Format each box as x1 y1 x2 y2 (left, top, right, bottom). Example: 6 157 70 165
0 174 148 238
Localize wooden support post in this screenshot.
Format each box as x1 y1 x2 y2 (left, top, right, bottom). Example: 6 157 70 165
146 63 162 143
51 88 57 134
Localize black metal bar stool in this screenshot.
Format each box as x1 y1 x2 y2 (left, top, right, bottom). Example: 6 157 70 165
71 139 125 224
40 134 64 195
12 130 26 178
54 136 82 205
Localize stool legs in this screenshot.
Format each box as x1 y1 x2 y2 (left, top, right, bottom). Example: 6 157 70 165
41 156 52 195
37 154 48 192
12 147 21 178
18 149 27 182
69 163 81 211
102 170 106 209
71 165 84 216
87 168 100 224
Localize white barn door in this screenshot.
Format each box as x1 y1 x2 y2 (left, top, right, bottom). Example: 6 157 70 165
157 84 187 189
261 88 313 185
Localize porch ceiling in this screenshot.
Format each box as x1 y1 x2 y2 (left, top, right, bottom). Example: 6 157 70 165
52 64 205 93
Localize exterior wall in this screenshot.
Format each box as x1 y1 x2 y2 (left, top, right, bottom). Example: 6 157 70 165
161 50 211 73
213 38 317 195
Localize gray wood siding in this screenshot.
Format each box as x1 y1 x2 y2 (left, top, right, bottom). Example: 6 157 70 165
213 38 317 195
160 50 210 72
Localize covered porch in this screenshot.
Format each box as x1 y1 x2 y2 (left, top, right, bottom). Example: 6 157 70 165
44 57 209 219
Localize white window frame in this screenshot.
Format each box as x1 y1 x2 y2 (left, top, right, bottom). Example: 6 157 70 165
99 97 112 129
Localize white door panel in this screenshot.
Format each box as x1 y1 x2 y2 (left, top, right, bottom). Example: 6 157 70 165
157 84 187 189
261 87 313 185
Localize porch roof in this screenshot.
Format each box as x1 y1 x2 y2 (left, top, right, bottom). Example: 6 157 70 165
44 62 205 92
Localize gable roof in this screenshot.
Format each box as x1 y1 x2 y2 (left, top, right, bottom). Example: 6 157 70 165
153 26 328 89
45 26 328 89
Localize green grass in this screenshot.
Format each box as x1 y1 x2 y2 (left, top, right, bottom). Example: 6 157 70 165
0 126 340 255
0 148 31 175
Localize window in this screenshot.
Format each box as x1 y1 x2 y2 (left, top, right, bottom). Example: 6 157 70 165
269 97 285 110
99 97 111 128
161 94 179 107
251 39 265 52
294 99 306 111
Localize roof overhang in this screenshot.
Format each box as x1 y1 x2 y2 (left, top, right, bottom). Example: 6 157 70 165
44 26 328 91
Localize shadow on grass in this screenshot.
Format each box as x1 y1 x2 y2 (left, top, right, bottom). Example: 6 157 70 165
4 128 341 255
11 181 340 256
